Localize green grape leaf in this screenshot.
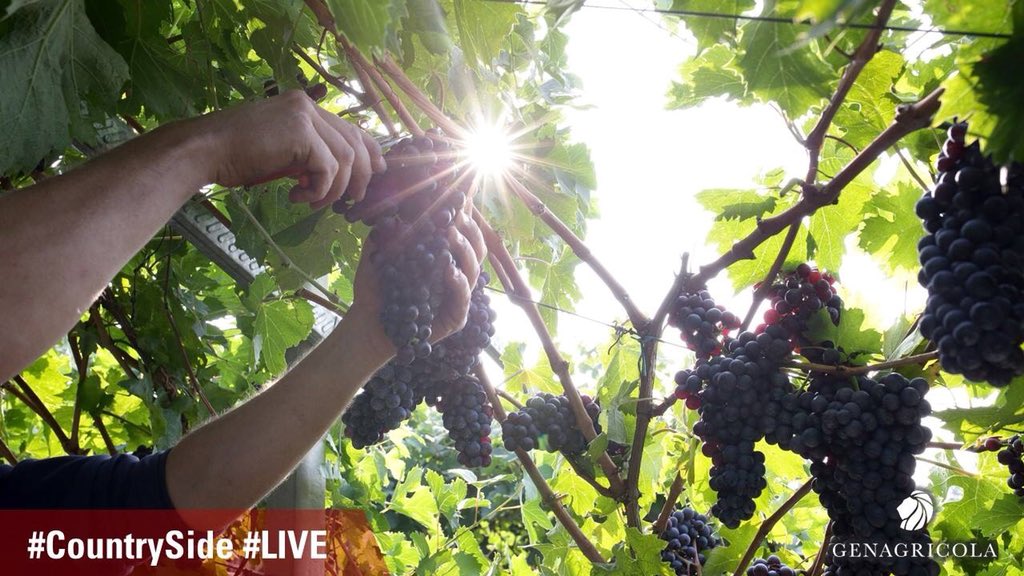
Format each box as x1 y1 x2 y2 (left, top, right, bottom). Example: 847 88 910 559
453 0 521 68
327 0 401 53
735 1 832 116
859 181 926 274
0 0 129 175
666 0 754 52
667 43 746 109
501 342 561 395
974 28 1024 163
805 305 882 359
253 299 314 374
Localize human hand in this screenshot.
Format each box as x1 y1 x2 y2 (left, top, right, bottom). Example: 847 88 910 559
196 90 386 209
346 208 487 362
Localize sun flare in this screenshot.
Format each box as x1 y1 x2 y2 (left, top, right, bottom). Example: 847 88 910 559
463 122 513 178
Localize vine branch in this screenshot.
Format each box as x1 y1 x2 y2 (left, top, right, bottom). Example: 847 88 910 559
476 212 624 496
732 479 814 576
5 376 79 455
504 177 648 329
803 0 897 186
625 256 690 526
0 436 17 464
690 86 944 287
376 56 467 138
340 38 424 137
780 350 939 375
652 473 685 534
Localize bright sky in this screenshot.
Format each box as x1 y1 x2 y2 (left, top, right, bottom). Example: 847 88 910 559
485 1 928 382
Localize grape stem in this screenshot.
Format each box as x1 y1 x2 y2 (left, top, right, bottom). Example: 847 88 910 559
915 456 978 477
376 56 468 139
291 45 399 138
340 39 424 138
779 351 939 375
652 473 685 534
739 221 802 332
927 441 973 451
473 366 607 563
0 436 18 465
228 190 348 313
475 212 626 497
808 520 833 576
495 388 524 410
731 479 814 576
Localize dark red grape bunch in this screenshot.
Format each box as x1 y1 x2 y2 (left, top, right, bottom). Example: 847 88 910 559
997 435 1024 497
680 325 796 527
659 507 723 576
341 276 497 464
501 393 601 456
747 556 799 576
434 376 494 468
668 288 741 359
342 363 423 448
760 263 842 342
428 272 496 380
915 120 1024 387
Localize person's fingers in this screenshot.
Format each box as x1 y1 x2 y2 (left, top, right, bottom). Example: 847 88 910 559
288 129 339 204
441 263 472 333
455 211 486 266
315 108 376 203
309 115 355 209
362 130 386 173
447 225 481 288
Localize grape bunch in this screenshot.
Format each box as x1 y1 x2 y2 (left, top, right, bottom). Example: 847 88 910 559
501 393 602 456
761 263 842 342
668 288 742 359
342 363 423 449
676 325 796 527
769 373 938 576
338 134 473 365
659 507 723 576
341 276 497 466
433 376 494 467
747 556 799 576
997 435 1024 498
915 121 1024 386
428 272 496 379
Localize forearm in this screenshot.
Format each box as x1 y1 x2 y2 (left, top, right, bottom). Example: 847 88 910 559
0 120 213 382
164 305 390 527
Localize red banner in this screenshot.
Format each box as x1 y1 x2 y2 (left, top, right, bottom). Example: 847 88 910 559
0 509 388 576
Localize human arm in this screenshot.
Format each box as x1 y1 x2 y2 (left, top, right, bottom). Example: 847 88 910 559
164 211 486 528
0 91 384 383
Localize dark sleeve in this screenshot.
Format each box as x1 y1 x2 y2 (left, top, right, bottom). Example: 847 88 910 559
0 450 175 509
